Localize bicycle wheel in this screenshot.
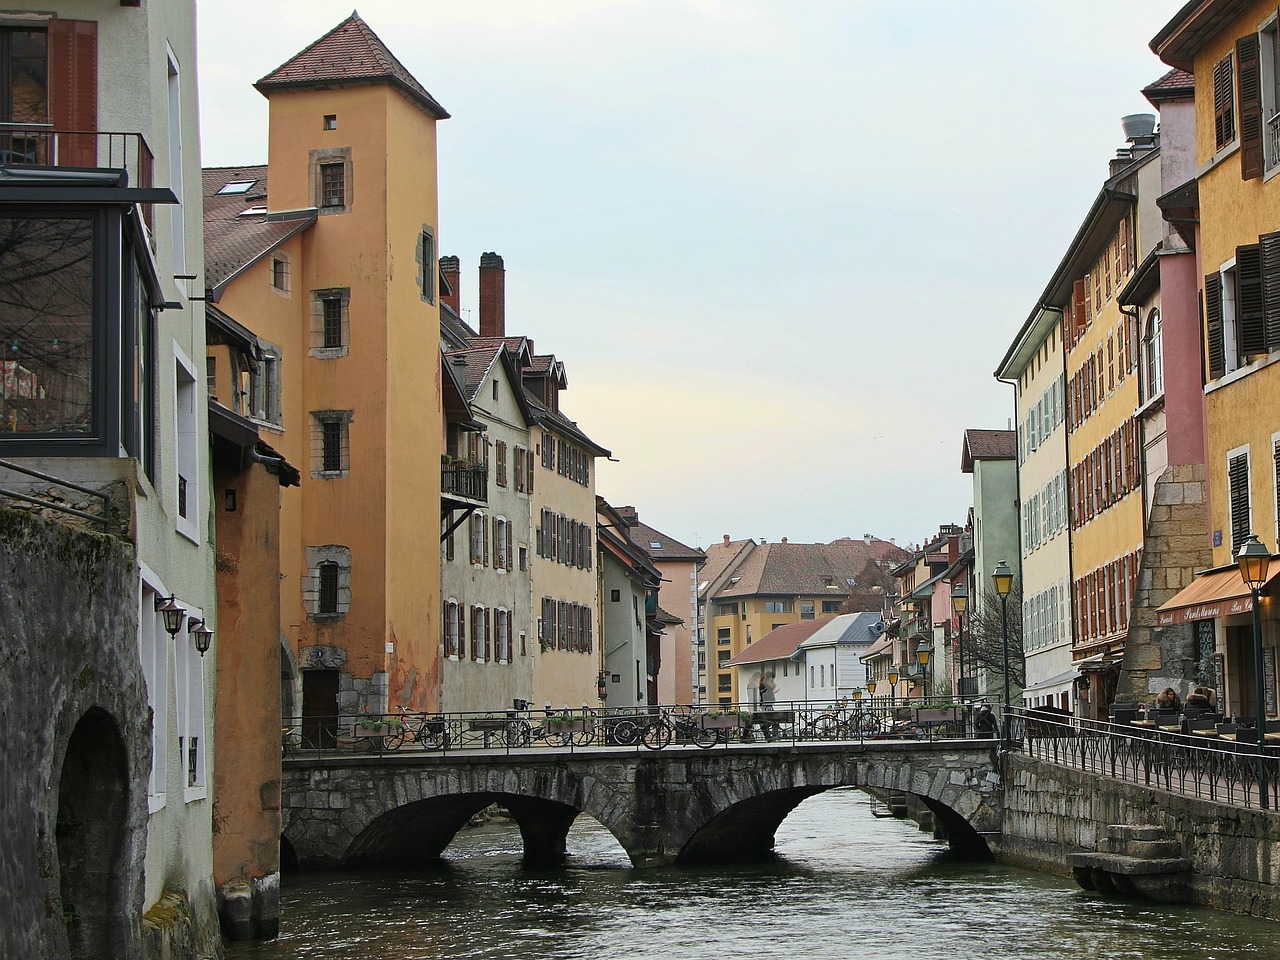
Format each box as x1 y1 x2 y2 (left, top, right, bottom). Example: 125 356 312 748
383 731 405 751
856 712 882 736
504 720 530 748
420 723 447 750
806 715 840 740
570 727 595 746
691 723 717 748
642 721 672 750
609 719 639 745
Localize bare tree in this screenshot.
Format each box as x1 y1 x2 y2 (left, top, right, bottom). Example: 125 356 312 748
959 580 1025 690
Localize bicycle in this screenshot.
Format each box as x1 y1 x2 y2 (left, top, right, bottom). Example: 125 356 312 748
501 705 594 748
639 707 718 749
383 706 452 751
803 703 884 740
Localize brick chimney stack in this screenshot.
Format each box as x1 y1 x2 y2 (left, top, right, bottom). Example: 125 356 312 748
440 255 460 316
479 252 505 338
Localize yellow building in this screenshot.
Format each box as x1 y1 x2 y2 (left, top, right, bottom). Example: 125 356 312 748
204 14 447 742
1054 140 1162 718
699 537 904 706
1153 1 1280 721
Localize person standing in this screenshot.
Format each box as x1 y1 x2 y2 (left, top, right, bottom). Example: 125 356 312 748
759 672 779 741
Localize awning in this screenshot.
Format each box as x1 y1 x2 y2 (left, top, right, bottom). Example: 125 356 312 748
1022 667 1080 695
1154 560 1280 627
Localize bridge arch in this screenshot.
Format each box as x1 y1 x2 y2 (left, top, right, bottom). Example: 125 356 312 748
282 743 1000 869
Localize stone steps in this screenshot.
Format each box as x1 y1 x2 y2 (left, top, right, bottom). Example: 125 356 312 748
1067 823 1192 903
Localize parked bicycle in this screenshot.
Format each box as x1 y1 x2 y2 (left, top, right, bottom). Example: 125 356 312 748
639 707 719 749
803 702 884 740
500 702 594 748
383 706 452 751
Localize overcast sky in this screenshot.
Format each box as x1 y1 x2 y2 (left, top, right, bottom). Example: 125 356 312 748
197 0 1180 552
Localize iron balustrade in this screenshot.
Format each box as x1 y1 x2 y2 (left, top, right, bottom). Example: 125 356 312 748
441 463 487 502
280 697 995 760
1011 706 1279 810
0 124 156 229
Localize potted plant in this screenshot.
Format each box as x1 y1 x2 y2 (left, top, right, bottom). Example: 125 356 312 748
353 712 402 737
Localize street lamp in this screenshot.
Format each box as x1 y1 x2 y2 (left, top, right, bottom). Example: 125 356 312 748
187 618 214 657
154 594 187 638
1237 534 1271 810
887 663 899 712
916 638 932 701
952 582 968 699
992 559 1014 751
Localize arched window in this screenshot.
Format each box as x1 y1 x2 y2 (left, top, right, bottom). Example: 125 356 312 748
1144 307 1163 401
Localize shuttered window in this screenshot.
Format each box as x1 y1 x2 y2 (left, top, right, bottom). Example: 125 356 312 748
1229 451 1252 556
1239 34 1263 180
1205 274 1225 380
1215 52 1237 152
1237 244 1267 358
1261 231 1280 352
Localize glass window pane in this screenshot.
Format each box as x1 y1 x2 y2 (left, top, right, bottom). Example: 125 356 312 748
0 215 94 435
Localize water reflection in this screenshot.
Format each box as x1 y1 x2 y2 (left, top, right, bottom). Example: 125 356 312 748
229 788 1273 960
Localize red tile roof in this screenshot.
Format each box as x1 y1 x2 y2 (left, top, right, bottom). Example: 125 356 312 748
962 428 1016 472
1143 68 1194 104
202 165 316 293
255 12 449 120
714 539 907 600
725 619 829 667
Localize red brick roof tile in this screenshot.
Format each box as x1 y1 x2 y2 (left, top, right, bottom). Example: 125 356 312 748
255 12 449 119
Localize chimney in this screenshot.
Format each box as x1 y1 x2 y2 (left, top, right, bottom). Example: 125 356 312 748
479 252 505 338
440 255 461 316
723 535 731 545
781 537 788 544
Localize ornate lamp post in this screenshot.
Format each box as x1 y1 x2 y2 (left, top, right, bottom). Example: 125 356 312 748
952 582 968 699
887 663 899 713
916 638 932 702
992 559 1014 751
1237 534 1271 810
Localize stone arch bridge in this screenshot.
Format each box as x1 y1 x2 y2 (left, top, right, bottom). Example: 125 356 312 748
282 741 1002 869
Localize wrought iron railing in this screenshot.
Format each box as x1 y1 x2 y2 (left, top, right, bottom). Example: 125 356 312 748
441 463 487 502
1010 707 1278 810
282 696 993 760
0 124 156 229
1268 111 1280 171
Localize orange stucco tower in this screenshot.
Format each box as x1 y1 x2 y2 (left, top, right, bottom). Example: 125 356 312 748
213 12 447 738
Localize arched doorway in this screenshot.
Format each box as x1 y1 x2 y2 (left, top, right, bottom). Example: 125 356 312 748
56 708 130 959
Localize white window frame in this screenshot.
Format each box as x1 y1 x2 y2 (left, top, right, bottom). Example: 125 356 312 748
177 602 208 801
173 344 200 544
138 576 168 812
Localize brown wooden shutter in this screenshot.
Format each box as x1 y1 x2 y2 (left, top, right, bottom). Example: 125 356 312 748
1205 274 1226 380
485 608 491 661
1072 279 1089 345
1229 451 1251 554
483 515 490 566
1238 243 1267 357
505 522 513 571
1261 231 1280 352
1214 52 1236 152
48 19 98 167
1239 34 1264 180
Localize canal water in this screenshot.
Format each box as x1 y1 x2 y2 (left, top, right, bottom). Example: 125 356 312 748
227 789 1275 960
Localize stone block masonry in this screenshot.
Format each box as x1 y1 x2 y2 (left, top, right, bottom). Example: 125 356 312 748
1002 754 1280 919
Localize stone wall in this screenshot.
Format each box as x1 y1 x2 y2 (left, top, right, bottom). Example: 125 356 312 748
1002 753 1280 919
0 507 148 958
1118 463 1213 702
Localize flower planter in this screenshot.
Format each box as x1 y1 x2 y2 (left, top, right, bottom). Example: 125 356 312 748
549 719 593 734
353 724 394 738
701 715 743 730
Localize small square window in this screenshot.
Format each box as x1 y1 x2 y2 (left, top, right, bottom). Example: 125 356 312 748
323 114 337 130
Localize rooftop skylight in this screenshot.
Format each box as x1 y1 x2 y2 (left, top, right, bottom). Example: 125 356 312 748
218 179 258 195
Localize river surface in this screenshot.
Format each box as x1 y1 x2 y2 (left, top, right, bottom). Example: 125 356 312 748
227 790 1275 960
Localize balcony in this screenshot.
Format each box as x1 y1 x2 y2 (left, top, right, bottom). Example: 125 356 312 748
442 462 487 506
0 124 156 227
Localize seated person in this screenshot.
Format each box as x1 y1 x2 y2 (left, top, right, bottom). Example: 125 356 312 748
1155 687 1181 711
1184 686 1214 711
